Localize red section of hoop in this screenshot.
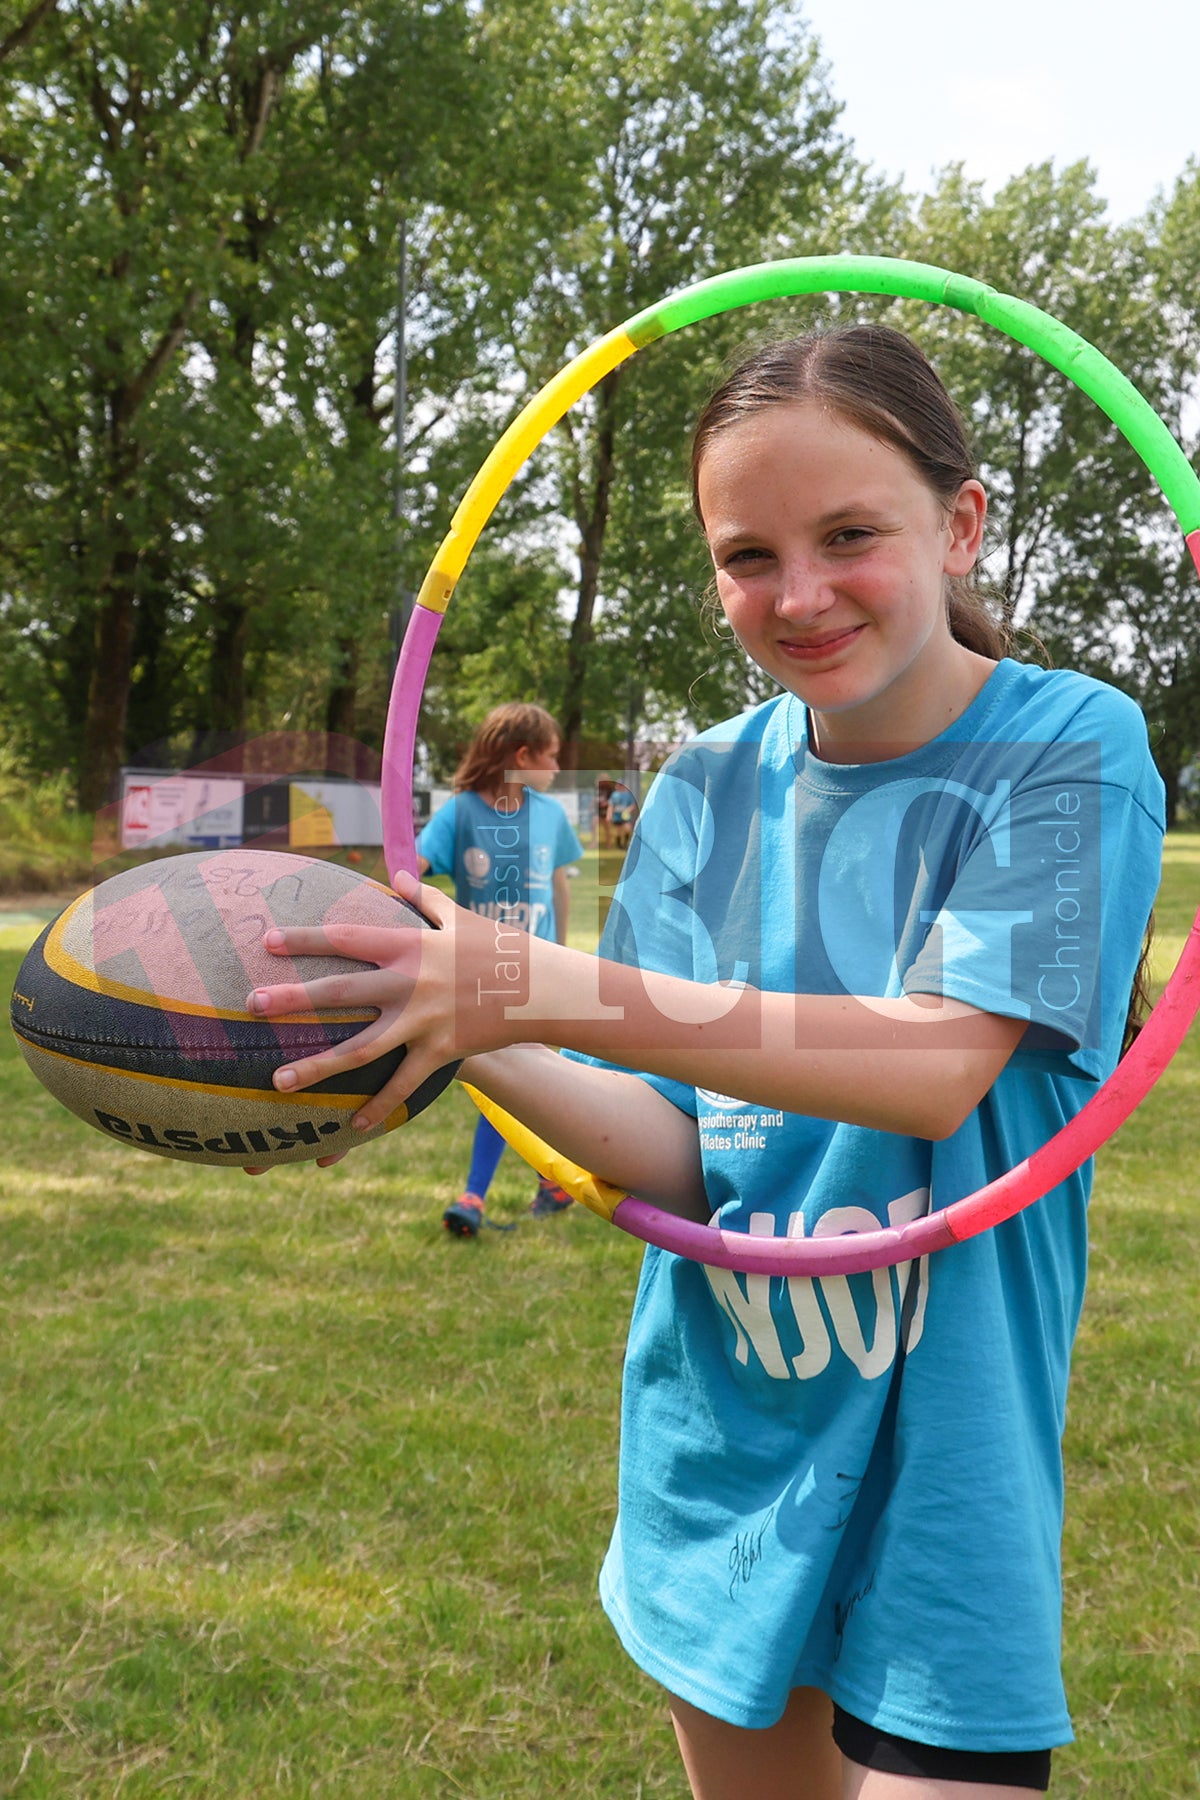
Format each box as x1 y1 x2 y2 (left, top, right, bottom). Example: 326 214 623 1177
943 921 1200 1241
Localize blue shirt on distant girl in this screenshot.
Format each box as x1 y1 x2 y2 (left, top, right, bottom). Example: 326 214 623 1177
417 702 582 1234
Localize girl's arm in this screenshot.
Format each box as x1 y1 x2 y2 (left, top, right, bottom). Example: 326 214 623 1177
248 877 1025 1149
462 1045 708 1218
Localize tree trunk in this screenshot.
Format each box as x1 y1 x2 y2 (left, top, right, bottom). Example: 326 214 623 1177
209 593 249 736
1155 691 1192 832
78 535 139 813
126 570 178 759
326 636 363 775
0 0 60 63
321 345 388 761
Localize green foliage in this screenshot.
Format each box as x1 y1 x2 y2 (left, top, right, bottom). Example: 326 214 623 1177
1 3 1198 816
891 160 1200 815
0 0 490 805
900 161 1157 607
0 0 875 794
0 751 94 894
448 0 869 743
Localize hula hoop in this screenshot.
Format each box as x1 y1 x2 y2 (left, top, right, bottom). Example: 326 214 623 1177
382 254 1200 1278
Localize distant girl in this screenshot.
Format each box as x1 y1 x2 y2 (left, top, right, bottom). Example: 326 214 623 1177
253 326 1163 1796
417 702 582 1234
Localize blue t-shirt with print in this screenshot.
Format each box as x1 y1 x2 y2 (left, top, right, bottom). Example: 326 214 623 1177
418 787 582 942
579 660 1163 1750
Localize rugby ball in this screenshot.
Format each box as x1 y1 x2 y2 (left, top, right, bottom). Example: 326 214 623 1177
8 849 457 1167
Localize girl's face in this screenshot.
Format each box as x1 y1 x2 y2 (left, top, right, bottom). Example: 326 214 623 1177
697 402 987 759
511 738 560 792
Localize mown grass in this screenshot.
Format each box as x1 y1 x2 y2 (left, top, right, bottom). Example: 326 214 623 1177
1 842 1197 1796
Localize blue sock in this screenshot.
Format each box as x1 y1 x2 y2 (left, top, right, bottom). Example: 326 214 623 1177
464 1114 506 1201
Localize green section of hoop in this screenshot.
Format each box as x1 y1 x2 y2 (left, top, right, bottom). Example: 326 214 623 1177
623 256 1200 536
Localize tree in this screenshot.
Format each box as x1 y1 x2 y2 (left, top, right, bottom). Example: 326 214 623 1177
0 0 59 64
1058 163 1200 821
203 3 488 761
897 166 1148 607
0 3 343 809
0 0 488 808
895 160 1200 819
417 0 876 762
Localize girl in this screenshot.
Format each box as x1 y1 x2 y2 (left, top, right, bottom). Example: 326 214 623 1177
416 701 583 1234
249 326 1164 1796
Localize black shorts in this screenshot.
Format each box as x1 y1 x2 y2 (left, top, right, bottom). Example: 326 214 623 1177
832 1705 1052 1791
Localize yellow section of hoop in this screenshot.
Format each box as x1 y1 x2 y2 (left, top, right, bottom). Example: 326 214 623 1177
416 325 639 613
460 1082 627 1223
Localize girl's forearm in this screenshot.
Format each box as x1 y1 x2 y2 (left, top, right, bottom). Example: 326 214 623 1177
249 885 1023 1146
494 937 1025 1143
461 1045 708 1218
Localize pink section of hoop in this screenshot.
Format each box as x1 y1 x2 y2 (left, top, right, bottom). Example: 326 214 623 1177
613 920 1200 1274
381 605 445 882
1187 527 1200 578
612 1197 958 1276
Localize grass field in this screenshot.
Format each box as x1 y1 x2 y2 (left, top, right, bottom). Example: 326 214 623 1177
1 843 1197 1796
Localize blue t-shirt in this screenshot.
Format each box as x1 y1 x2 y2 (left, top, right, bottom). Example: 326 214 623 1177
580 660 1163 1749
418 787 583 942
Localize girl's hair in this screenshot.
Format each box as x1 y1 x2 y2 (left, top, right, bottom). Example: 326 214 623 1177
453 702 560 793
1122 924 1155 1058
690 323 1012 659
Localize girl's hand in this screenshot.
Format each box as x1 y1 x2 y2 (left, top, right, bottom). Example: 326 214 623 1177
242 1151 348 1177
244 873 526 1131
